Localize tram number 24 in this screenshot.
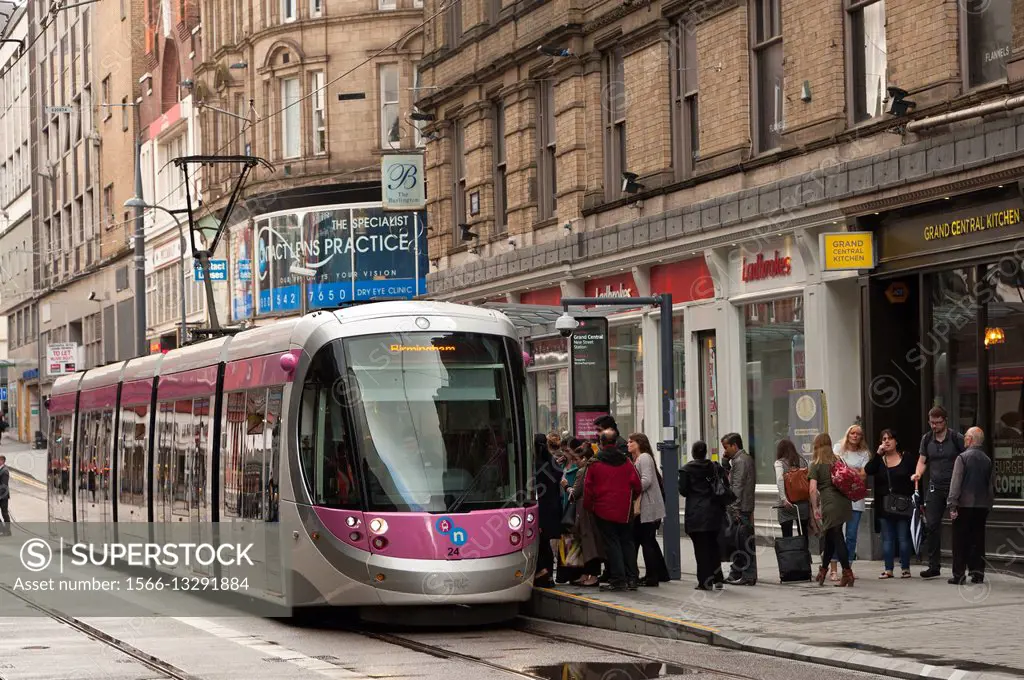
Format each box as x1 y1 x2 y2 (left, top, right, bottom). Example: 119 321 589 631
447 547 460 557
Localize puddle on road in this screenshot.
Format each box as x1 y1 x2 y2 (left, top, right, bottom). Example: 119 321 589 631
523 662 694 679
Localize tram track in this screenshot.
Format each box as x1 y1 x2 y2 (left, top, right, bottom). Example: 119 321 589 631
350 620 763 680
0 583 203 680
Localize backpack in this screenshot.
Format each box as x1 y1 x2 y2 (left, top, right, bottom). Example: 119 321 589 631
831 458 868 502
783 465 810 503
709 463 737 505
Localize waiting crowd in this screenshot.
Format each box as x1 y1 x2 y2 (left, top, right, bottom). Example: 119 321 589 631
533 406 995 591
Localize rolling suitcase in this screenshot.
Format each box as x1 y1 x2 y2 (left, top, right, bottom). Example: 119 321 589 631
775 511 812 583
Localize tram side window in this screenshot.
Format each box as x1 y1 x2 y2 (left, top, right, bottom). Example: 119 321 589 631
221 391 247 520
49 414 72 495
299 351 359 510
117 404 148 514
265 387 283 522
191 397 211 520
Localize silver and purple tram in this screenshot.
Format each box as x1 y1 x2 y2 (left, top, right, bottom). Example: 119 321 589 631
45 301 538 618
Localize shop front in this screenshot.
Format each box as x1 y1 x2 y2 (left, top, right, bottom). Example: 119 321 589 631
862 185 1024 564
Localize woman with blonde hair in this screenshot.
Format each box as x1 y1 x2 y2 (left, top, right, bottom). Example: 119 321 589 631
828 424 869 581
809 432 855 587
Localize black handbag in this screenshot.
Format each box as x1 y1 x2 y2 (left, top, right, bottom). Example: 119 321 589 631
710 464 737 505
560 499 577 530
883 460 914 518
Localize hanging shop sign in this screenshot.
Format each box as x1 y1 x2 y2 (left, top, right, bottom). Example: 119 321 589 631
874 187 1024 264
569 317 610 440
820 231 875 271
236 203 429 319
381 154 426 210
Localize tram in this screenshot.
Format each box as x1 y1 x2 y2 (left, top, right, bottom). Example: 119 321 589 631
44 301 538 620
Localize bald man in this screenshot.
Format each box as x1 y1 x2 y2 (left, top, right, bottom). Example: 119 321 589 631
947 427 995 585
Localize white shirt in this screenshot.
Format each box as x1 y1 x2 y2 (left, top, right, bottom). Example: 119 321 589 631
834 444 869 512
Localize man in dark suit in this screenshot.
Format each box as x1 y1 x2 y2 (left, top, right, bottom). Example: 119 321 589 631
0 455 10 536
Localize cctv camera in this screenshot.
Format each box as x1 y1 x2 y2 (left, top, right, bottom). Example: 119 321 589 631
508 238 517 246
555 313 579 338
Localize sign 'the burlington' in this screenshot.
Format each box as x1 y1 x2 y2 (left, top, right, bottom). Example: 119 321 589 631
741 250 792 282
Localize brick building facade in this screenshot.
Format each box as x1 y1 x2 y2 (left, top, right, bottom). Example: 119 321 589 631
418 0 1024 564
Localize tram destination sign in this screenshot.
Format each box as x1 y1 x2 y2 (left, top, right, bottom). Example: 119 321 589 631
570 317 610 439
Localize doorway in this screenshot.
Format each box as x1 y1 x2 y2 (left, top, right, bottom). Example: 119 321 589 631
698 331 719 461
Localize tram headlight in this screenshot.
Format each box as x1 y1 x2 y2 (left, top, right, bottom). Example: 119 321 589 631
509 532 522 546
526 528 534 539
526 512 535 524
508 514 522 530
346 516 359 528
369 518 388 534
372 536 389 550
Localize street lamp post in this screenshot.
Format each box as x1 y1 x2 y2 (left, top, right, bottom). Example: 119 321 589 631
125 198 189 348
560 294 681 581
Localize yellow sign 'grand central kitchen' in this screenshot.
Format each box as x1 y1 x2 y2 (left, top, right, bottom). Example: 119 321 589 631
821 232 875 271
922 207 1021 241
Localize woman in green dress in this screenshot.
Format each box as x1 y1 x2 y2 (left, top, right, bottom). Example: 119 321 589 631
809 433 854 587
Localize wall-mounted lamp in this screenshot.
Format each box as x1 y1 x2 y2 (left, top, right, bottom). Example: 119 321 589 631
800 80 811 102
410 110 435 121
180 79 194 89
886 86 915 117
229 62 248 69
985 327 1006 348
459 223 478 241
621 171 644 194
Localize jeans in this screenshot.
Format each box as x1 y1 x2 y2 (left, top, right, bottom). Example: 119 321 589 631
952 507 988 579
821 526 850 570
690 531 724 589
634 518 670 583
596 517 638 587
880 515 912 572
925 485 950 571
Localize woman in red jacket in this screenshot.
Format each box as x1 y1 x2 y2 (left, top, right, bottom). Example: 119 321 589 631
584 428 642 591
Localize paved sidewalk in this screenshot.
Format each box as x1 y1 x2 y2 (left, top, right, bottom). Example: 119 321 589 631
530 536 1024 680
0 435 46 482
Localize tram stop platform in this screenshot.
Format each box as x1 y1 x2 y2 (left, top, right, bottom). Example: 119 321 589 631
527 535 1024 680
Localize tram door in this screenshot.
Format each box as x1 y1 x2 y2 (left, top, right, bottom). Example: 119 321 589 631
697 332 720 462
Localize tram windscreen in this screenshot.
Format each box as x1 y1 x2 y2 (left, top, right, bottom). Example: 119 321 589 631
342 331 519 512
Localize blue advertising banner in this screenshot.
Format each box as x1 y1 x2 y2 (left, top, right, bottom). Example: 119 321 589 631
240 202 428 318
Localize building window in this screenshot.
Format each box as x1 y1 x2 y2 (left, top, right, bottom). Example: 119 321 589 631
380 64 399 149
848 0 888 122
745 295 805 479
310 71 326 154
751 0 783 152
101 76 110 120
311 0 322 16
965 0 1011 88
281 0 296 22
444 0 462 48
537 80 556 220
487 0 500 24
670 17 699 178
602 47 626 202
610 323 643 436
280 77 300 158
493 100 507 234
379 0 395 9
103 184 113 228
451 118 466 247
413 0 422 7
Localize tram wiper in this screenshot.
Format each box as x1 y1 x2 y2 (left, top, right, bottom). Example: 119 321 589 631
445 447 505 514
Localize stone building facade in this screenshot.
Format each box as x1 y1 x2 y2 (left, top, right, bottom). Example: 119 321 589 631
417 0 1024 563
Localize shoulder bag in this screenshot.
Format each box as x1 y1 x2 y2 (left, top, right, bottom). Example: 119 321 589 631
882 457 914 518
831 458 869 502
784 464 810 503
709 464 737 505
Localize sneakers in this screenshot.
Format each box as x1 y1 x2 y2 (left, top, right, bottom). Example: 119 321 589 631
920 567 941 579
